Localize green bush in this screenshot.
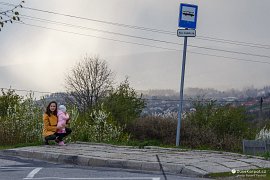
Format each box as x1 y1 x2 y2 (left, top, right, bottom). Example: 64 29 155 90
127 116 177 145
0 88 257 153
0 90 43 145
126 98 257 152
0 88 21 117
182 99 256 151
69 107 129 143
101 78 145 128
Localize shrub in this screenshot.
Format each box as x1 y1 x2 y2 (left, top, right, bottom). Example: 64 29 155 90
0 90 43 145
127 116 177 145
101 78 145 128
182 99 256 151
127 98 256 152
69 107 129 143
256 126 270 140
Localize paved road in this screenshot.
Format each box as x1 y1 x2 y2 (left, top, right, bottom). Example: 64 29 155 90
0 154 211 180
1 142 270 178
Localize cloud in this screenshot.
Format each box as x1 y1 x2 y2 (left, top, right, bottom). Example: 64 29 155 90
109 50 270 91
1 0 270 93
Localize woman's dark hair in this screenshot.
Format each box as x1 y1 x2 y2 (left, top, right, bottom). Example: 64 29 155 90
45 101 58 116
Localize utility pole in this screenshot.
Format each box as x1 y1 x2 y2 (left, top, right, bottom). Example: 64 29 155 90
260 97 263 120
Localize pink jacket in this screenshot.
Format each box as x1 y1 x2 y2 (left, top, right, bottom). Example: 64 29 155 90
57 110 69 133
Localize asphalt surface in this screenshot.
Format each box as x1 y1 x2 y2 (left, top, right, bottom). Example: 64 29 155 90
1 154 211 180
1 142 269 178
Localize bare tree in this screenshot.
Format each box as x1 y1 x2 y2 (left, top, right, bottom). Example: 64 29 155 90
65 55 114 111
0 1 25 31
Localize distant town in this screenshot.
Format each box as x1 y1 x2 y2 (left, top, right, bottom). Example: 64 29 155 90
139 87 270 119
43 86 270 120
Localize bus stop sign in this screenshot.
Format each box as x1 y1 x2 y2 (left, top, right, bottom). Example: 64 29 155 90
178 3 198 29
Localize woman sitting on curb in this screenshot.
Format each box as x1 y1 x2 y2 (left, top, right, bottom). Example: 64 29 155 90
43 101 72 145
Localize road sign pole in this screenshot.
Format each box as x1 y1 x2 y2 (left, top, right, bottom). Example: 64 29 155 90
176 36 188 146
176 3 197 146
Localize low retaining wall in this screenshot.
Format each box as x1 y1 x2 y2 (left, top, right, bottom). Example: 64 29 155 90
243 139 270 155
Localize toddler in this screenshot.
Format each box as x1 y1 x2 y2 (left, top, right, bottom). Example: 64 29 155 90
56 105 70 145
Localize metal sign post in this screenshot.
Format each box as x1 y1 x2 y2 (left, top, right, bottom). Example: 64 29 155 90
176 36 188 147
176 3 198 147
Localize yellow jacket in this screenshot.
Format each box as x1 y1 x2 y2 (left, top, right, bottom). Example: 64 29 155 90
42 113 58 137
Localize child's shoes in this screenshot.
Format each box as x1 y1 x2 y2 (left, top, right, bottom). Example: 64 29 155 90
58 141 66 146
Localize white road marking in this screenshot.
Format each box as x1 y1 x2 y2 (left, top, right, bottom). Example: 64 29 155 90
23 177 160 180
1 167 160 180
0 167 36 169
25 167 42 179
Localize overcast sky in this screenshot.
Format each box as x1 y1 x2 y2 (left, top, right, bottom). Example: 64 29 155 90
1 0 270 96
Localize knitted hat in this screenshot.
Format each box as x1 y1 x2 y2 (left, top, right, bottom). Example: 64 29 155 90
58 105 67 112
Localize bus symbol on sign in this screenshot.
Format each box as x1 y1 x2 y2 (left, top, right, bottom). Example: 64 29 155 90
178 3 198 29
183 11 194 17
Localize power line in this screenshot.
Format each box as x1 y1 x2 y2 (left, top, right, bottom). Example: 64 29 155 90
197 36 270 49
188 44 270 59
196 37 270 49
16 22 270 65
17 22 180 52
0 87 261 103
1 2 270 49
187 51 270 65
0 1 24 28
142 97 253 103
0 1 22 15
18 14 182 46
1 2 173 34
2 3 270 64
19 14 270 56
1 87 52 94
16 14 270 59
20 4 270 49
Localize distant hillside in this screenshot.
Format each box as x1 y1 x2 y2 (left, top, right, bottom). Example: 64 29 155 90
139 86 270 100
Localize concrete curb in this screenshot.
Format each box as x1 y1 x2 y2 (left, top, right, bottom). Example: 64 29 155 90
0 148 204 177
2 142 269 177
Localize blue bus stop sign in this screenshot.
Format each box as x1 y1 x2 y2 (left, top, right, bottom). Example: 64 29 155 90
178 3 198 29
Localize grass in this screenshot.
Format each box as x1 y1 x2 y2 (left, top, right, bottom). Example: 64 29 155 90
0 145 14 150
261 151 270 160
0 142 43 150
206 168 270 179
107 139 163 148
